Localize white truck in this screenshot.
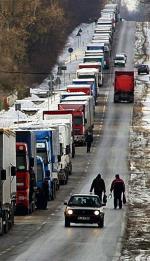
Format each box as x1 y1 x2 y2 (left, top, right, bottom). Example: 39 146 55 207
60 97 94 134
0 128 16 235
42 115 74 184
43 119 73 178
76 67 100 89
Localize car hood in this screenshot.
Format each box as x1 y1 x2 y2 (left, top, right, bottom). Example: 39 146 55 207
66 206 104 212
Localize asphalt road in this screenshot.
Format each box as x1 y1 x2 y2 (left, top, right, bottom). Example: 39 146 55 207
0 19 136 261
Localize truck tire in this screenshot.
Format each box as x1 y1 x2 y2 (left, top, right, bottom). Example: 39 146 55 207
4 213 9 233
51 184 56 200
0 218 4 236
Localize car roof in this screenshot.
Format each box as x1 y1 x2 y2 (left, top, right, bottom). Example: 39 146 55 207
115 54 125 57
139 64 148 67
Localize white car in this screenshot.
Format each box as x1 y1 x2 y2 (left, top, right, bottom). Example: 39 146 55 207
114 53 127 67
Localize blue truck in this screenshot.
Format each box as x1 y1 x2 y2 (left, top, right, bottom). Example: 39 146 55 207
35 129 59 200
36 156 48 209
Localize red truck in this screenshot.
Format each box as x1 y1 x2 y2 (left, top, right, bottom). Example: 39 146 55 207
58 103 88 145
16 142 35 214
114 71 134 103
67 84 91 95
16 130 37 214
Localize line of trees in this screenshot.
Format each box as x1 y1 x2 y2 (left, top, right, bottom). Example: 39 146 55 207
0 0 105 97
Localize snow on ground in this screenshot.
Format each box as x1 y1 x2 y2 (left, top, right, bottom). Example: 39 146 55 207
120 22 150 261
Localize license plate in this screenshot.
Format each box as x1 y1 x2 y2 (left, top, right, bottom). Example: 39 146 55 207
77 216 90 220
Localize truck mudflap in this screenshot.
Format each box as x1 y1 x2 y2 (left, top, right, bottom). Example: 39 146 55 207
67 162 72 175
52 171 60 191
0 206 14 235
58 169 68 185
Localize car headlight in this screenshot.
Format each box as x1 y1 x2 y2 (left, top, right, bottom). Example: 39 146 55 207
94 210 100 216
67 209 73 215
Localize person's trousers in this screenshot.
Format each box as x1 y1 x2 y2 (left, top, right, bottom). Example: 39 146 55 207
114 193 122 209
96 192 102 202
87 142 91 152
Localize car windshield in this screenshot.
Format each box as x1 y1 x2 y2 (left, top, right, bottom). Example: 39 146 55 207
115 56 124 60
68 196 101 207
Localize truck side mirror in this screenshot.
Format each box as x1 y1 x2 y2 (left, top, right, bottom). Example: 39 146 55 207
11 166 16 176
30 157 34 167
85 119 87 124
1 169 6 181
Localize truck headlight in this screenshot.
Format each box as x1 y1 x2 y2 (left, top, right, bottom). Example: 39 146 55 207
67 209 73 215
94 210 100 216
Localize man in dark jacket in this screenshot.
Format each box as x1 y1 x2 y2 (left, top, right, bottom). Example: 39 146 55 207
110 174 125 209
85 131 93 153
90 174 106 201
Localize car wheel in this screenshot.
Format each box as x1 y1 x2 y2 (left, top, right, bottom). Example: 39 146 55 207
65 218 70 227
98 217 104 228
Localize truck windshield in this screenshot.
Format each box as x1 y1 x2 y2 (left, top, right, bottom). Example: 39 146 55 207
16 152 27 171
37 149 48 164
74 116 83 125
78 75 94 79
37 164 43 181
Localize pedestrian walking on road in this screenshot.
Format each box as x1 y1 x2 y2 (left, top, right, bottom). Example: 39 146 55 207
90 174 106 202
85 131 93 153
110 174 125 209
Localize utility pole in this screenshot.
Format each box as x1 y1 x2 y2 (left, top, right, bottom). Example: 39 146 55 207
48 74 54 110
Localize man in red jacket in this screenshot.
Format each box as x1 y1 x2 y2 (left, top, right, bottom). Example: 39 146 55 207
110 174 125 209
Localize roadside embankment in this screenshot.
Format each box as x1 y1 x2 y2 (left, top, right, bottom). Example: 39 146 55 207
120 22 150 261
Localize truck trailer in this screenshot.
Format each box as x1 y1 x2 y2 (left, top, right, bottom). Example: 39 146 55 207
114 71 134 103
0 128 16 235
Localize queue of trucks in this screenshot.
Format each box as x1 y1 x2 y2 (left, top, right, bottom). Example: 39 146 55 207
0 3 134 235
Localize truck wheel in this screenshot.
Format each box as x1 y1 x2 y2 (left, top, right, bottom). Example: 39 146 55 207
0 218 4 236
51 189 55 200
4 213 9 233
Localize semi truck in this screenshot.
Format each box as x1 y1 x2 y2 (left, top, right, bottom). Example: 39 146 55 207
15 130 37 214
43 110 75 158
66 85 91 95
35 130 58 200
36 156 48 209
78 62 103 87
83 56 105 70
59 99 93 144
72 78 97 104
76 68 99 97
113 71 134 103
41 119 73 184
0 128 16 235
